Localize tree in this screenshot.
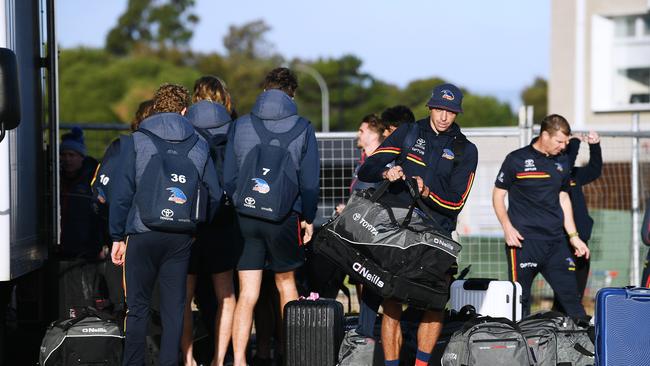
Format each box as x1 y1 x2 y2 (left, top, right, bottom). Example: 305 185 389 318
105 0 198 55
223 20 274 59
521 77 548 124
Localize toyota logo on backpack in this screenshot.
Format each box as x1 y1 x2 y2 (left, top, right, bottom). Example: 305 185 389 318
244 197 256 205
352 213 361 221
161 209 174 218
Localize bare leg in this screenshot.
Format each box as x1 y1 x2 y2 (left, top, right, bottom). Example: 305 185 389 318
381 299 403 361
232 270 263 366
210 270 236 366
416 310 444 356
181 274 198 366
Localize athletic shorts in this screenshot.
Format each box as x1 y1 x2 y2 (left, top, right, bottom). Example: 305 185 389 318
188 203 243 275
236 212 305 272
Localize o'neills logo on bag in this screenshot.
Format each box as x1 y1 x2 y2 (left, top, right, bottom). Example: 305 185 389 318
81 327 108 333
352 212 379 236
352 262 384 288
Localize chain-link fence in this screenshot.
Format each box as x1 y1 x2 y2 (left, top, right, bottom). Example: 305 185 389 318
62 118 650 315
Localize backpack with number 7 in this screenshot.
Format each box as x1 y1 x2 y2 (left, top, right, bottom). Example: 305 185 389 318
135 129 208 233
233 115 308 222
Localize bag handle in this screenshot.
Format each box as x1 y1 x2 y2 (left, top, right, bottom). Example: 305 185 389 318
462 315 521 333
55 308 113 331
138 128 199 157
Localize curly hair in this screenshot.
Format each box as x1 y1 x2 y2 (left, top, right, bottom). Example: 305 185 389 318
152 83 191 114
192 75 237 118
131 99 155 131
263 67 298 97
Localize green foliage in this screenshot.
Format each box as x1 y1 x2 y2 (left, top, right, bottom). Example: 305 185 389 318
459 94 516 127
105 0 198 55
521 77 548 124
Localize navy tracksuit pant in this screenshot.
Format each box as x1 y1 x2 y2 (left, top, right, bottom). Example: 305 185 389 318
506 238 586 318
123 231 192 366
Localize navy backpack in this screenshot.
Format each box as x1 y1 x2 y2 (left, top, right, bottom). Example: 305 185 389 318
135 129 208 233
233 115 308 222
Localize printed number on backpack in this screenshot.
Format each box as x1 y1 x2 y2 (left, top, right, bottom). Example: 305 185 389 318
262 168 270 176
170 174 186 183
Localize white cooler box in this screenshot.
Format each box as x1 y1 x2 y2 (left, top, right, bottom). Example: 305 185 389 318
450 279 522 321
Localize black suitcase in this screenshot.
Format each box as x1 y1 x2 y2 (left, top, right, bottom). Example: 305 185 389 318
284 298 344 366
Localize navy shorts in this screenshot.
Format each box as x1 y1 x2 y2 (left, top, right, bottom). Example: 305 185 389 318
236 213 305 272
188 203 243 275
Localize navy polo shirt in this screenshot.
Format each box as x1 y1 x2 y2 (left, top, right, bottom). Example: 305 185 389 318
494 143 570 240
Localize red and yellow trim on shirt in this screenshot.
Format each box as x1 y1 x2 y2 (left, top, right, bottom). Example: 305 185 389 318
427 172 475 211
516 172 551 179
372 147 401 155
406 153 426 167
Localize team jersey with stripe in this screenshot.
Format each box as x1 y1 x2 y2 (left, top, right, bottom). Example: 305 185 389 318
495 142 571 240
357 118 478 234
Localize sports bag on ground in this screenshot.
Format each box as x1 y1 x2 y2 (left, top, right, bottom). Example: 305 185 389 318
135 129 207 233
39 308 124 366
233 115 308 222
518 311 594 366
442 316 533 366
313 179 461 310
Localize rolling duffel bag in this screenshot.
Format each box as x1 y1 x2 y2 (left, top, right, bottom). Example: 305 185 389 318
313 179 461 310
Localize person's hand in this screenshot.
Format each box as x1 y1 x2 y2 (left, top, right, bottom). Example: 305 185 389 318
586 131 600 144
382 166 405 182
111 241 126 266
412 176 430 198
335 203 346 215
503 224 524 248
301 221 314 244
569 236 590 259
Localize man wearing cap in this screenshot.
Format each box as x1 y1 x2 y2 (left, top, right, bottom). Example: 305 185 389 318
59 126 104 258
358 83 478 366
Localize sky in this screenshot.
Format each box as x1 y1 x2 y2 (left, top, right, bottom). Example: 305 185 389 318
56 0 551 108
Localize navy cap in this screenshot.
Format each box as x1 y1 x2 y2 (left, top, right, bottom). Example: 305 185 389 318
426 83 463 113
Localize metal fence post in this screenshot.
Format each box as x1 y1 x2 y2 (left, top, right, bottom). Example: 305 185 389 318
631 112 641 286
518 106 527 147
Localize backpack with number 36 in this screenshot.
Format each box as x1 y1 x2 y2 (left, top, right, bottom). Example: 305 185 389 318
135 129 208 233
233 115 308 222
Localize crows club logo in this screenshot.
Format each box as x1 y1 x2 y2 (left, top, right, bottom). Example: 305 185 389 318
166 187 187 204
161 209 174 218
565 257 576 268
442 148 455 160
251 178 270 194
555 162 564 172
441 89 455 101
352 213 361 221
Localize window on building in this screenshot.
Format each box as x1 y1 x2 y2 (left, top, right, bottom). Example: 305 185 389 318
591 13 650 111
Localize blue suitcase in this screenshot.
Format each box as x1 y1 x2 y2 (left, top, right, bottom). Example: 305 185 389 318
595 287 650 365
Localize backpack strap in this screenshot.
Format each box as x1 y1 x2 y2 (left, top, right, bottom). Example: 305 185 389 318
137 128 199 157
250 114 309 148
397 123 420 166
194 128 218 160
452 133 467 168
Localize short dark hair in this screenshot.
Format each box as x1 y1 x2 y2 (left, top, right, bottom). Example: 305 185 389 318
540 114 571 136
131 99 155 131
263 67 298 97
361 113 385 137
381 105 415 129
153 83 191 114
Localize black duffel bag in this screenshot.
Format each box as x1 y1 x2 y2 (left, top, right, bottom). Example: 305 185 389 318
39 308 124 365
313 178 461 310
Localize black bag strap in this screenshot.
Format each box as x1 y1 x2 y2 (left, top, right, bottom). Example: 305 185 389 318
250 114 308 148
397 123 420 166
452 133 467 168
137 128 199 157
56 308 112 331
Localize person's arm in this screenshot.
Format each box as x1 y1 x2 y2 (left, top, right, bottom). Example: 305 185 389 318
565 137 581 169
108 135 136 266
421 142 478 216
560 191 590 259
299 124 320 225
222 119 238 199
357 124 409 182
492 187 524 247
575 132 602 185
